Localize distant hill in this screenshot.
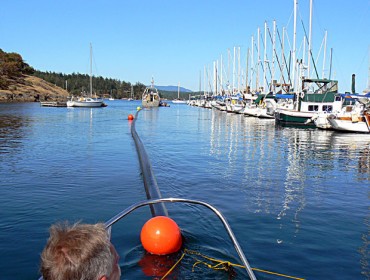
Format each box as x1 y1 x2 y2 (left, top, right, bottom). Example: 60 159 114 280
155 85 192 92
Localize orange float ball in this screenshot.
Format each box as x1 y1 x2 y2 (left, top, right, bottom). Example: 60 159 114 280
128 114 134 120
140 216 182 255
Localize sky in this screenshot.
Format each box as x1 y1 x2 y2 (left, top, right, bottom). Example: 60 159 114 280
1 0 369 92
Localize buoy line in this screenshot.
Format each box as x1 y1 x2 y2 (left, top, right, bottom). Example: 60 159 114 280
129 109 303 280
131 109 168 217
161 249 305 280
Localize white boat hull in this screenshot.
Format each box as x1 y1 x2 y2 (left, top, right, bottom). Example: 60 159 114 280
328 118 370 133
172 100 187 104
67 98 104 108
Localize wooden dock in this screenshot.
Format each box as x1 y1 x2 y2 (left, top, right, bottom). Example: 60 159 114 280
40 101 67 107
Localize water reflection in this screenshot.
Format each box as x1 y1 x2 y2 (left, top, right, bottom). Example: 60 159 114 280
207 111 370 247
359 214 369 278
0 115 30 155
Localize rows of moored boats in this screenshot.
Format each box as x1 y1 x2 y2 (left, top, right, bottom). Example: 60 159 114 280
187 78 370 134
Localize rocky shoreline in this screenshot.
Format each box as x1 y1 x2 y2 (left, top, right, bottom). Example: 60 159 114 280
0 75 69 103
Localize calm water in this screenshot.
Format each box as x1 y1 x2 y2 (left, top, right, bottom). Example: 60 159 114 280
0 101 369 279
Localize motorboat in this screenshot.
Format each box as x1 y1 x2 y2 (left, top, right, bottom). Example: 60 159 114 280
142 78 160 107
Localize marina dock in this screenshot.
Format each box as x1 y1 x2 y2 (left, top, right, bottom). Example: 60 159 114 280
40 101 67 107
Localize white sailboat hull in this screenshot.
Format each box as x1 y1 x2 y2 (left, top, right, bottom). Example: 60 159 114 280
67 98 104 108
172 100 187 104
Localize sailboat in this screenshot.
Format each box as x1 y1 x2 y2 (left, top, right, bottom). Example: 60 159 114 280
67 43 105 108
172 82 187 104
128 85 134 101
109 90 115 101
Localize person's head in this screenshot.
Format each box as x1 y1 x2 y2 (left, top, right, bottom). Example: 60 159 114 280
40 222 120 280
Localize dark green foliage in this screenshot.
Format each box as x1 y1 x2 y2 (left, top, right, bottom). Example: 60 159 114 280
157 90 201 100
33 70 146 99
0 49 35 89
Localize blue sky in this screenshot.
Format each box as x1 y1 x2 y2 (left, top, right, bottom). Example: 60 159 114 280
1 0 369 92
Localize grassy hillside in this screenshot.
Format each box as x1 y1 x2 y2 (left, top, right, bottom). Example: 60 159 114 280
0 49 69 102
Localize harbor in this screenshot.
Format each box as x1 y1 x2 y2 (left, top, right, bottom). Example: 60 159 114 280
0 100 369 279
1 0 369 279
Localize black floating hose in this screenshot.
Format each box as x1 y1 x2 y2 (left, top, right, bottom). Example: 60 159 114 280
131 109 168 217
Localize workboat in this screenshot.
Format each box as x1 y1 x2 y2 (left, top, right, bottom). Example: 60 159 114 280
142 78 160 108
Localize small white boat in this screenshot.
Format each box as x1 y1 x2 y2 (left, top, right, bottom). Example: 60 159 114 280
172 99 187 104
328 112 370 133
310 94 370 130
67 96 105 108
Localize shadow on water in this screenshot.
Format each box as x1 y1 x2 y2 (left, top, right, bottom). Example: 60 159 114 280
0 115 30 155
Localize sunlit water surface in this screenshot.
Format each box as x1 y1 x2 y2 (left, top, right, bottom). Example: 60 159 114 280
0 101 369 279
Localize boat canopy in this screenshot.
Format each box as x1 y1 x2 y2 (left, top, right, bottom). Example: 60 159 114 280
275 94 294 99
342 92 370 99
254 94 267 104
302 78 338 84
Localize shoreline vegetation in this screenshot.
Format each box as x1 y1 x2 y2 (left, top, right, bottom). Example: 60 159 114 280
0 49 194 103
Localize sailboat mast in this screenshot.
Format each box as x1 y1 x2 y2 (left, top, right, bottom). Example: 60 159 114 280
263 21 267 93
272 20 276 87
307 0 313 78
251 36 254 92
233 46 236 94
90 43 93 97
367 46 370 90
178 82 180 99
203 65 206 95
220 54 223 93
246 47 249 93
292 0 297 92
329 48 333 79
257 27 260 92
280 27 285 86
322 30 327 79
238 46 241 93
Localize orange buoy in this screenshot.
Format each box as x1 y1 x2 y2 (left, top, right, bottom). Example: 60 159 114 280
140 216 182 255
128 114 134 120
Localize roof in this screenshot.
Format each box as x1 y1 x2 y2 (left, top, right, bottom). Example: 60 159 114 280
302 78 338 84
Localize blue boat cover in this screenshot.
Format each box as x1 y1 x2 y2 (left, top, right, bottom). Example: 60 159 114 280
275 94 294 99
